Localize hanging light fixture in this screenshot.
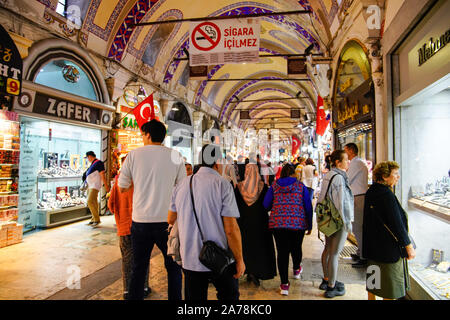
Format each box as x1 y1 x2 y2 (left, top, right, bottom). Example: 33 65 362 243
137 85 147 99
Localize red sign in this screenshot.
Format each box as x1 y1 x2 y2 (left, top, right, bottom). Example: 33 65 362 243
191 22 221 52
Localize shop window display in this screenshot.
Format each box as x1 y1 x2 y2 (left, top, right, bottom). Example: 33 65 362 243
19 116 101 228
0 110 23 247
396 88 450 300
337 122 373 183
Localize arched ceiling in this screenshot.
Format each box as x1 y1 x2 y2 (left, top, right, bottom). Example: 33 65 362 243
39 0 344 134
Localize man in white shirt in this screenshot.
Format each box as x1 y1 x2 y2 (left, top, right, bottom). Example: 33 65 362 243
168 144 245 300
118 120 186 300
344 143 368 268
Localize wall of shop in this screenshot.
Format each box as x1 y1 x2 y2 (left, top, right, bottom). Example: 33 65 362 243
329 1 386 161
383 0 450 300
394 0 450 106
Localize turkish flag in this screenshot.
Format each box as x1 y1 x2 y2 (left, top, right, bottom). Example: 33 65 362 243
133 93 157 129
316 95 329 136
292 135 301 156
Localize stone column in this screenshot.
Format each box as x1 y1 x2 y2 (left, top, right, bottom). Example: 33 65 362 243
367 40 387 162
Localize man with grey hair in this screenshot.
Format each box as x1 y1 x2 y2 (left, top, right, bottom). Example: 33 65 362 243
168 144 245 300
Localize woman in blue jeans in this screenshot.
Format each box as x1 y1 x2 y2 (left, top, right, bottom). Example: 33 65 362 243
263 164 313 296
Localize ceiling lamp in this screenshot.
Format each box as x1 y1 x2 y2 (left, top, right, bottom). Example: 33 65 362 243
137 86 147 99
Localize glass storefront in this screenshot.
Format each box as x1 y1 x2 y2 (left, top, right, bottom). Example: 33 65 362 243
19 117 101 230
391 0 450 300
395 87 450 300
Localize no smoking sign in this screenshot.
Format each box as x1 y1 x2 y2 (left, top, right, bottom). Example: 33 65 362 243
191 22 221 52
189 18 260 66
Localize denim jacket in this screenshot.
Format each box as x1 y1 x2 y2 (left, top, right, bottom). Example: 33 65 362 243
317 168 354 232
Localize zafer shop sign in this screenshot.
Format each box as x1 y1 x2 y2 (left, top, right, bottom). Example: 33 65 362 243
15 89 101 125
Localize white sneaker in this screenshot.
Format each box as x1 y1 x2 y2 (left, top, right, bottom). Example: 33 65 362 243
280 283 290 296
293 266 303 279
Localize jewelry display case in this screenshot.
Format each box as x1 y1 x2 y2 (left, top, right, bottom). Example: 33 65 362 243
19 116 101 228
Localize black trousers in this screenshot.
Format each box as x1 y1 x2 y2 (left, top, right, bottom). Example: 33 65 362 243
128 222 182 300
183 264 239 301
272 229 306 284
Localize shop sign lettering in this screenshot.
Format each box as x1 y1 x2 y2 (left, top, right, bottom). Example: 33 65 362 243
33 92 100 124
122 116 139 130
418 29 450 66
0 25 23 96
340 78 353 93
338 101 360 123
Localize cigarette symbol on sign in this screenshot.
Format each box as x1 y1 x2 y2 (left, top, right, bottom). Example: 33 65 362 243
196 26 217 41
191 22 221 52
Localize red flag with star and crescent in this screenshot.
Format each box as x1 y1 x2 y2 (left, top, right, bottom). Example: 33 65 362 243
315 95 329 136
292 135 301 156
133 93 158 129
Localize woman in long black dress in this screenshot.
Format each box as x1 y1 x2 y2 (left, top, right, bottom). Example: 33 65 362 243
235 163 277 286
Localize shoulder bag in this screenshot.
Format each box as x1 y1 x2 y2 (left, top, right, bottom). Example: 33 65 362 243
80 159 99 191
368 203 416 258
190 174 235 275
315 173 343 237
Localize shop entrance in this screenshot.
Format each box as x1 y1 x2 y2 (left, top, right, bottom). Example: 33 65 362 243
19 116 101 231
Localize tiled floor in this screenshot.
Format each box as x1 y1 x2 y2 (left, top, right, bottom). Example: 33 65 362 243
0 215 369 300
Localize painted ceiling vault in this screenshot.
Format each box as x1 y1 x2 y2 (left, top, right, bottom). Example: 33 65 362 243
34 0 348 134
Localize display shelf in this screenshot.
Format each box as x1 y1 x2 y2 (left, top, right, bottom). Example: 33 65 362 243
0 205 16 210
0 164 19 166
37 176 82 181
0 191 18 195
0 148 20 151
36 204 87 213
0 119 19 124
0 177 17 180
409 263 450 300
409 198 450 223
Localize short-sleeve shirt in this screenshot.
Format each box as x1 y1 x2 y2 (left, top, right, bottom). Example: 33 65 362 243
118 145 186 223
86 159 105 190
170 167 240 272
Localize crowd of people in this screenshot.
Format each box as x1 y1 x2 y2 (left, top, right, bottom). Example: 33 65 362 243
96 119 416 301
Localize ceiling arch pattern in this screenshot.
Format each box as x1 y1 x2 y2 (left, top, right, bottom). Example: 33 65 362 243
219 76 304 121
220 71 316 123
80 0 128 42
226 88 297 122
126 9 183 61
237 102 300 128
193 46 283 107
108 0 162 61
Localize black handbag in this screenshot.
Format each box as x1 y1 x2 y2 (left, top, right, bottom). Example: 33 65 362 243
368 204 416 258
189 174 235 275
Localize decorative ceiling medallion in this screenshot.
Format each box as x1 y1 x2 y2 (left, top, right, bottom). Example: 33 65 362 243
62 65 80 83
